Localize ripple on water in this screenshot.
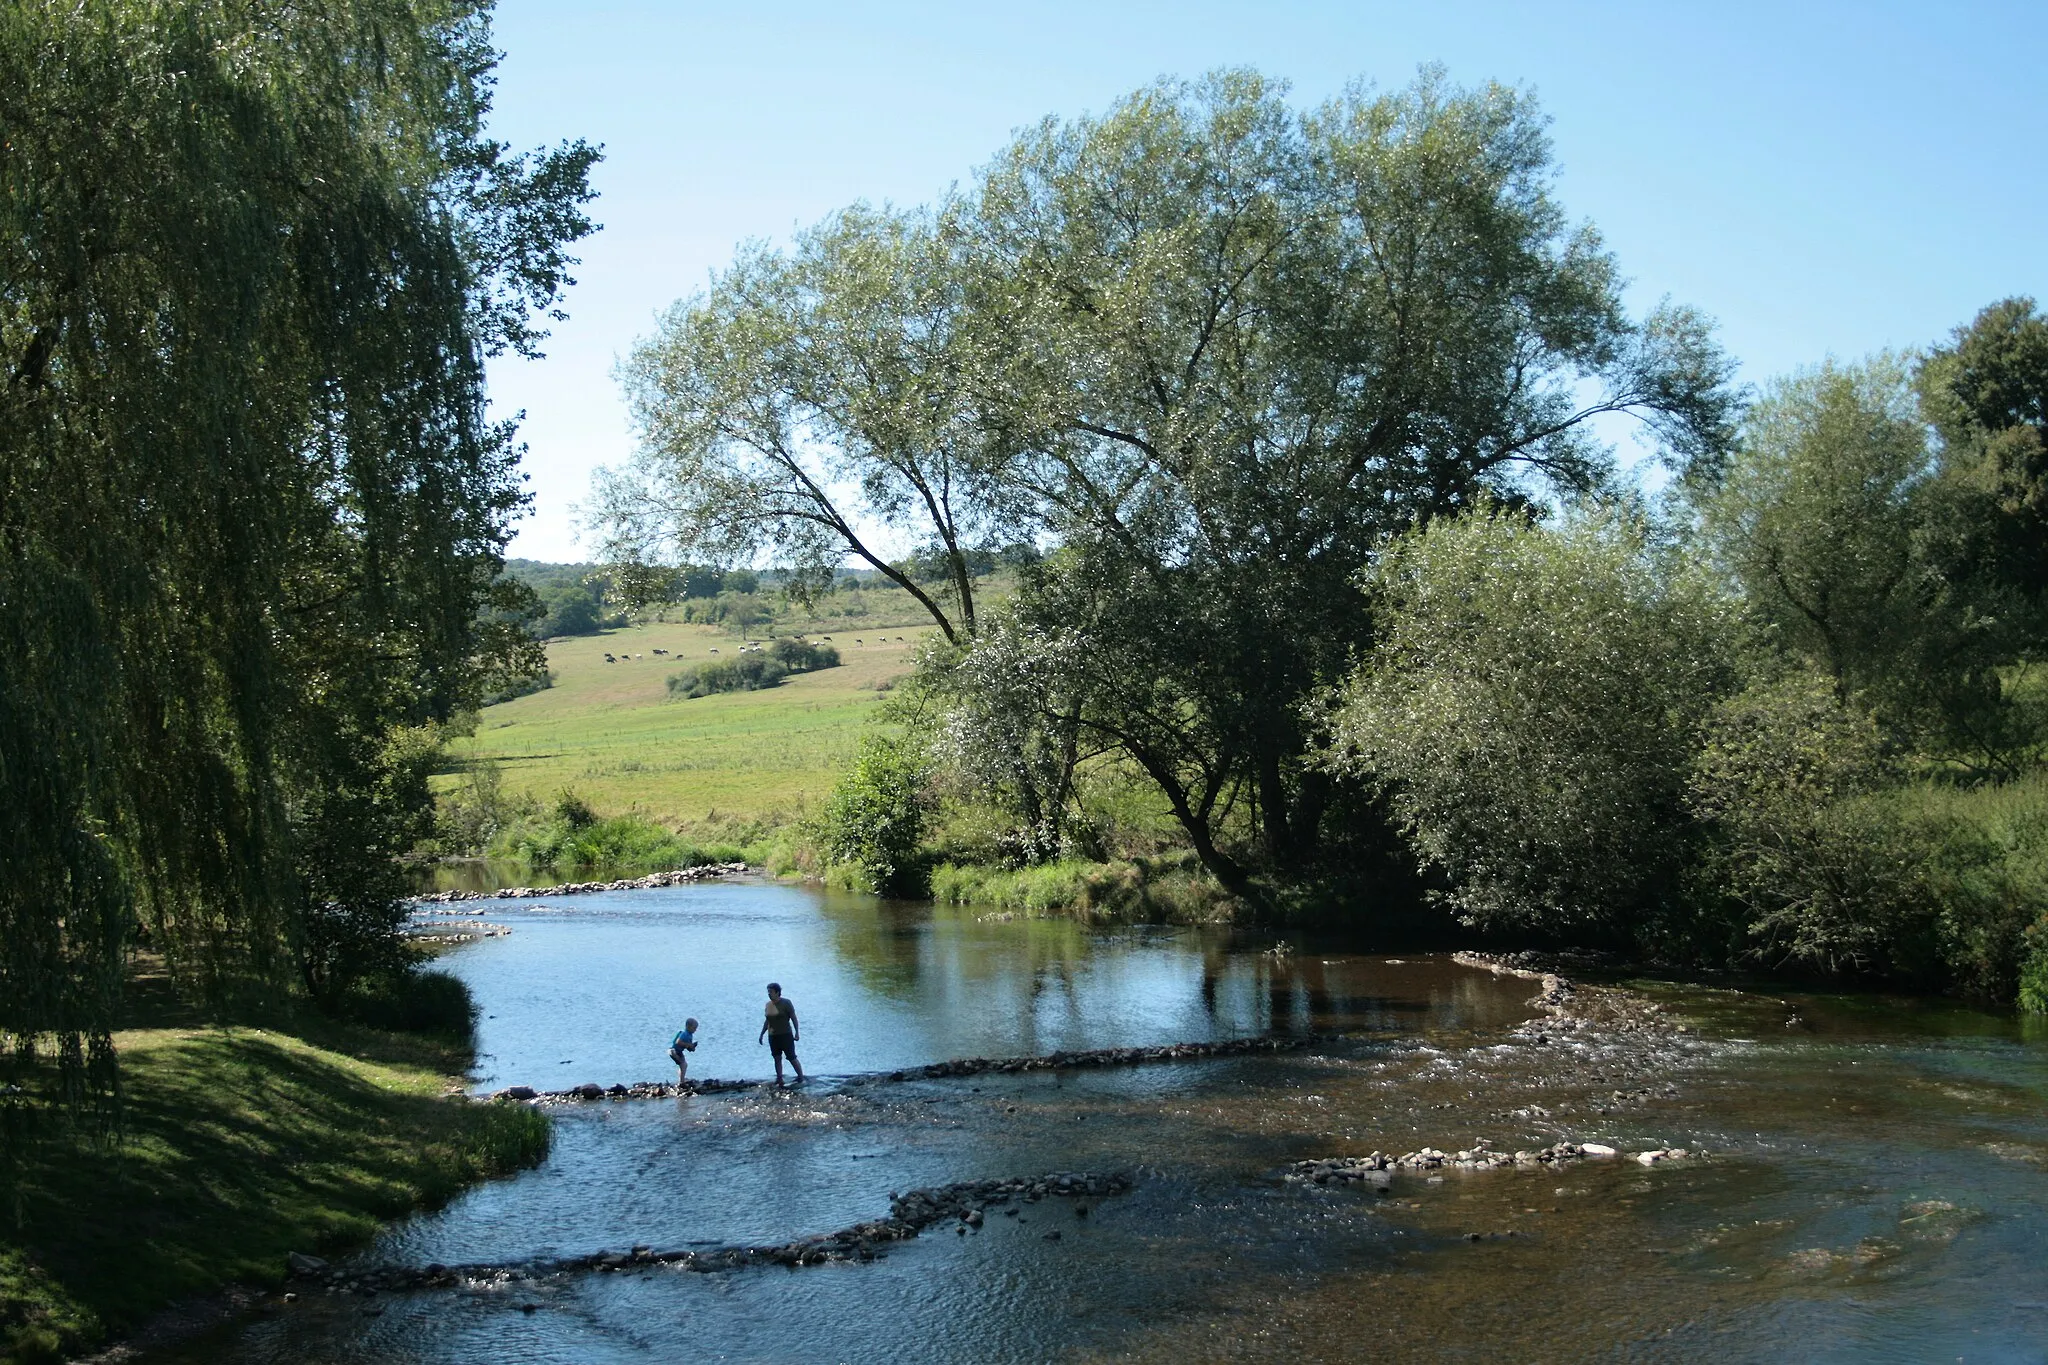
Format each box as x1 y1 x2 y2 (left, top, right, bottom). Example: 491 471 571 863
156 887 2048 1364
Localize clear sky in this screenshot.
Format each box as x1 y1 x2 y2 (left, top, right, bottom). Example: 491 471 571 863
479 0 2047 562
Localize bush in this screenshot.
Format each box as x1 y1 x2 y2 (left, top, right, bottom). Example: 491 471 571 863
1894 776 2048 999
432 759 537 857
334 966 478 1039
769 639 840 672
667 655 788 698
818 736 931 895
2021 922 2048 1014
928 852 1229 922
500 809 695 875
1322 505 1737 938
1684 671 1926 972
479 668 553 706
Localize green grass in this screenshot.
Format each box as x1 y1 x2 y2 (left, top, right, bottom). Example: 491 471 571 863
0 999 547 1361
928 853 1236 923
446 614 939 825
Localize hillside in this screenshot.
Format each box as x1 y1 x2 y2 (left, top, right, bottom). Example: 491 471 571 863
447 614 940 825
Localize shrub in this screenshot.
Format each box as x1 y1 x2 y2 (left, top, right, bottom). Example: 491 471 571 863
500 809 697 875
480 668 553 706
928 853 1229 922
769 639 840 672
818 736 931 895
1322 505 1738 938
432 760 537 857
335 966 478 1039
1895 775 2048 999
2021 922 2048 1014
1684 670 1930 972
667 655 788 698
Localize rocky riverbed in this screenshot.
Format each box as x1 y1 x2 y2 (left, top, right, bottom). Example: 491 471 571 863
1287 1140 1698 1188
412 862 748 904
487 1034 1325 1105
280 1171 1133 1295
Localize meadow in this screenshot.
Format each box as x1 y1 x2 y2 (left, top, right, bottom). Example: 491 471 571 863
447 598 942 826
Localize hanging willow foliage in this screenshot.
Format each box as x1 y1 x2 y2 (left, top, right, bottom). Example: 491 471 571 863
0 0 595 1131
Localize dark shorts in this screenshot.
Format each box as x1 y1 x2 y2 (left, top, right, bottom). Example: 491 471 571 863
768 1034 797 1061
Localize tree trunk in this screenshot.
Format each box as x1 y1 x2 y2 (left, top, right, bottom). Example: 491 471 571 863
1256 746 1292 864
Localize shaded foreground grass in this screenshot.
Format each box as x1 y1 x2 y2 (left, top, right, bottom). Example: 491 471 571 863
0 1015 546 1362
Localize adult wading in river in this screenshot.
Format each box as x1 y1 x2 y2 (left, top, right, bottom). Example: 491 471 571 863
759 983 804 1084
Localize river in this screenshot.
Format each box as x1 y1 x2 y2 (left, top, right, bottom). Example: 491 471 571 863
160 880 2048 1363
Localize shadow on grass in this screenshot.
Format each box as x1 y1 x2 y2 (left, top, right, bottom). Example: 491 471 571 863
3 1022 545 1360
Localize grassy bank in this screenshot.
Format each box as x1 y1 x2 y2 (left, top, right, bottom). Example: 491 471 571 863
0 996 547 1361
928 854 1238 923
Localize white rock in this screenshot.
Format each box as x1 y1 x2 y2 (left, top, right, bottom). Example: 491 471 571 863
1580 1143 1617 1157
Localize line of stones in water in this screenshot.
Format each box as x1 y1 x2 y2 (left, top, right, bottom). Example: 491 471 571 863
411 861 750 905
283 1172 1133 1297
486 1033 1326 1105
1288 1140 1702 1191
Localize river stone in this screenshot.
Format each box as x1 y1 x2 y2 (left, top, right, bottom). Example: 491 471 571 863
286 1252 328 1277
1579 1143 1617 1156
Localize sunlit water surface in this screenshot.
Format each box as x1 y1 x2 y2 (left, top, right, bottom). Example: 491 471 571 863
165 882 2048 1363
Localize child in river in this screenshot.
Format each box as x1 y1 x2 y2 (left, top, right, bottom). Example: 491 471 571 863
669 1017 698 1084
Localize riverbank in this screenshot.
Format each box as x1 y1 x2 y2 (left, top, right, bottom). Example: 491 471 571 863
0 1018 547 1363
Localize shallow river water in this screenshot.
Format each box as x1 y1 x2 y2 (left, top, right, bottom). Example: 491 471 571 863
167 882 2048 1363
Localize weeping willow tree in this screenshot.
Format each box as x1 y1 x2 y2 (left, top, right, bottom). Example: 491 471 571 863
0 0 596 1130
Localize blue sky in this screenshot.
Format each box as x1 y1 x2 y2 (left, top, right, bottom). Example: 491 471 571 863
481 1 2047 561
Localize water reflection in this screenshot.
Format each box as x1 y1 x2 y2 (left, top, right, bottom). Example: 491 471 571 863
163 885 2048 1364
433 882 1531 1092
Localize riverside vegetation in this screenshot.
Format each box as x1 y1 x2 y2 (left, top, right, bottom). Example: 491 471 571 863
8 17 2046 1363
1 0 593 1357
569 69 2048 1009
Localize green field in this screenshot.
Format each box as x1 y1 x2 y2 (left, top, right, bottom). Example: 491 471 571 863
450 613 942 825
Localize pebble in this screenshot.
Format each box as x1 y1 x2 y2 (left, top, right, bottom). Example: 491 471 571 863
1287 1140 1701 1187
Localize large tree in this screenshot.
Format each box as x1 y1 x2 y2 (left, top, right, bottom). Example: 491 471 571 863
0 0 596 1114
600 205 1018 642
598 68 1735 895
953 70 1735 890
1701 354 2045 772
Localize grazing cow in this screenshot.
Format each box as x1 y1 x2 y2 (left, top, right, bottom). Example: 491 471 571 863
855 638 863 645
